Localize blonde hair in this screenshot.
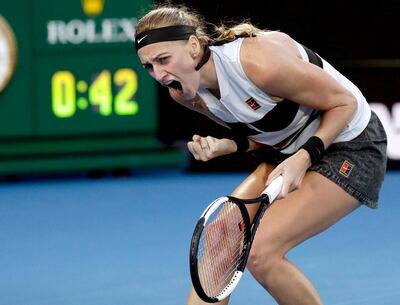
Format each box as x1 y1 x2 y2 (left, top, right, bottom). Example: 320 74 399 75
212 22 263 45
135 4 264 47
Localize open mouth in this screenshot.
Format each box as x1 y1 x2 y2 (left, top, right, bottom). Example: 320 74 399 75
165 80 182 91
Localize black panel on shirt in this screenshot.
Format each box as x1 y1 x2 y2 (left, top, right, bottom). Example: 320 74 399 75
226 45 323 137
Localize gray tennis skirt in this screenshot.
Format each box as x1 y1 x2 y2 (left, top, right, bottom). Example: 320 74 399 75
251 111 387 208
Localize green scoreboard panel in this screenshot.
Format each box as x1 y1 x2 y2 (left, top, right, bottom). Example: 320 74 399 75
0 0 183 175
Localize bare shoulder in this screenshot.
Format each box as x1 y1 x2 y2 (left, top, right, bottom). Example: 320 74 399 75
241 31 300 63
240 31 302 92
254 31 295 48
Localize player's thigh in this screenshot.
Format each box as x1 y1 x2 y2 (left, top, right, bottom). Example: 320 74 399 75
231 162 275 217
252 171 360 256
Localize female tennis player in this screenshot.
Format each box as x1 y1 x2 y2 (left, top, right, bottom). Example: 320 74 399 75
134 4 387 305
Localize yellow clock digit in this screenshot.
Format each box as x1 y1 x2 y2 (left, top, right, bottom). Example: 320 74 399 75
114 68 139 115
89 70 112 116
51 71 76 118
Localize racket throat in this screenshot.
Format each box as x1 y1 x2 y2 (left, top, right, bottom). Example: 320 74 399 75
250 203 269 235
241 203 269 268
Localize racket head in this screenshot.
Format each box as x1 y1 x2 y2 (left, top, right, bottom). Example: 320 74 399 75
189 196 251 303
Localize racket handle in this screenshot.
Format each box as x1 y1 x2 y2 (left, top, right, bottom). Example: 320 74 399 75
262 176 283 203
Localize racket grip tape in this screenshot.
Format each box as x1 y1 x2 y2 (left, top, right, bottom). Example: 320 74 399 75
262 176 283 202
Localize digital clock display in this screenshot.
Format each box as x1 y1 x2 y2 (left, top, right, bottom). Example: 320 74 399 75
51 68 138 118
34 53 157 136
0 0 184 176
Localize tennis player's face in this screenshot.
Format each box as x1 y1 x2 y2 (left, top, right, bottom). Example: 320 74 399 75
138 40 200 101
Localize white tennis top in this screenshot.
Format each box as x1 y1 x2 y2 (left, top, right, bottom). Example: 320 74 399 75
197 37 371 154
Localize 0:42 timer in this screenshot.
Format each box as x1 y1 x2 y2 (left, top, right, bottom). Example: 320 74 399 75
51 68 139 118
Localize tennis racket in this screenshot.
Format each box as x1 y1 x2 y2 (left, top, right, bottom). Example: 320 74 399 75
189 176 283 303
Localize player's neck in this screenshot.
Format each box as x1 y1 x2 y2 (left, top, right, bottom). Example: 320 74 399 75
198 53 219 92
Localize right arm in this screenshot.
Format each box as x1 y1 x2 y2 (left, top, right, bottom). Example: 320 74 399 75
169 90 261 161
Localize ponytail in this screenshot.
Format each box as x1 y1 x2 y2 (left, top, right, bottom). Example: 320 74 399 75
211 22 264 46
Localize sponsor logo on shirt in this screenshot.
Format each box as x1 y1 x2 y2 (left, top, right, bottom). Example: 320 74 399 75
245 97 261 110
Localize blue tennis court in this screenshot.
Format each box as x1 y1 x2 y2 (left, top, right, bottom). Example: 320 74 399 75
0 169 399 305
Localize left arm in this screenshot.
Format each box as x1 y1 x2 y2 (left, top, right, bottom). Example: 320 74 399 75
241 33 357 195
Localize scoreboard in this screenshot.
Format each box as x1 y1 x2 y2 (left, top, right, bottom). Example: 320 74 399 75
0 0 183 175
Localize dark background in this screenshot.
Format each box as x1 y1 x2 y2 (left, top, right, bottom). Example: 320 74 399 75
155 0 400 170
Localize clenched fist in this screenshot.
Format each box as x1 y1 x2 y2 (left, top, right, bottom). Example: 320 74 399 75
187 135 238 161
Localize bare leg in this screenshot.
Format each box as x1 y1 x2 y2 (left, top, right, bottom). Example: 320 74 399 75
186 163 360 305
246 170 360 305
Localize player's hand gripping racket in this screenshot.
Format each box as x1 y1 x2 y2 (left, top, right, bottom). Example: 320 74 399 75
189 176 283 303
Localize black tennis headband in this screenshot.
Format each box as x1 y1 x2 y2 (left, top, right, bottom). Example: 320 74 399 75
135 25 196 52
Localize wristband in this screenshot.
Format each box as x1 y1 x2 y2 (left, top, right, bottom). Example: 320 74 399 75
300 136 325 165
231 134 250 153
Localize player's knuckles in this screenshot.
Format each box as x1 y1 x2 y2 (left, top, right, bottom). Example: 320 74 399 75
199 154 210 162
188 143 201 160
200 137 208 146
192 134 201 140
205 136 215 143
188 144 199 155
192 142 203 152
206 145 218 155
189 151 200 160
197 148 208 158
187 142 194 153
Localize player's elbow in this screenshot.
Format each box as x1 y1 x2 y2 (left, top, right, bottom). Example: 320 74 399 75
343 92 358 120
332 90 357 123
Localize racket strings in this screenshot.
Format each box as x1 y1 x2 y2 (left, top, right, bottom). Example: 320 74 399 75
199 250 245 294
199 241 245 291
197 200 247 297
199 208 246 295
